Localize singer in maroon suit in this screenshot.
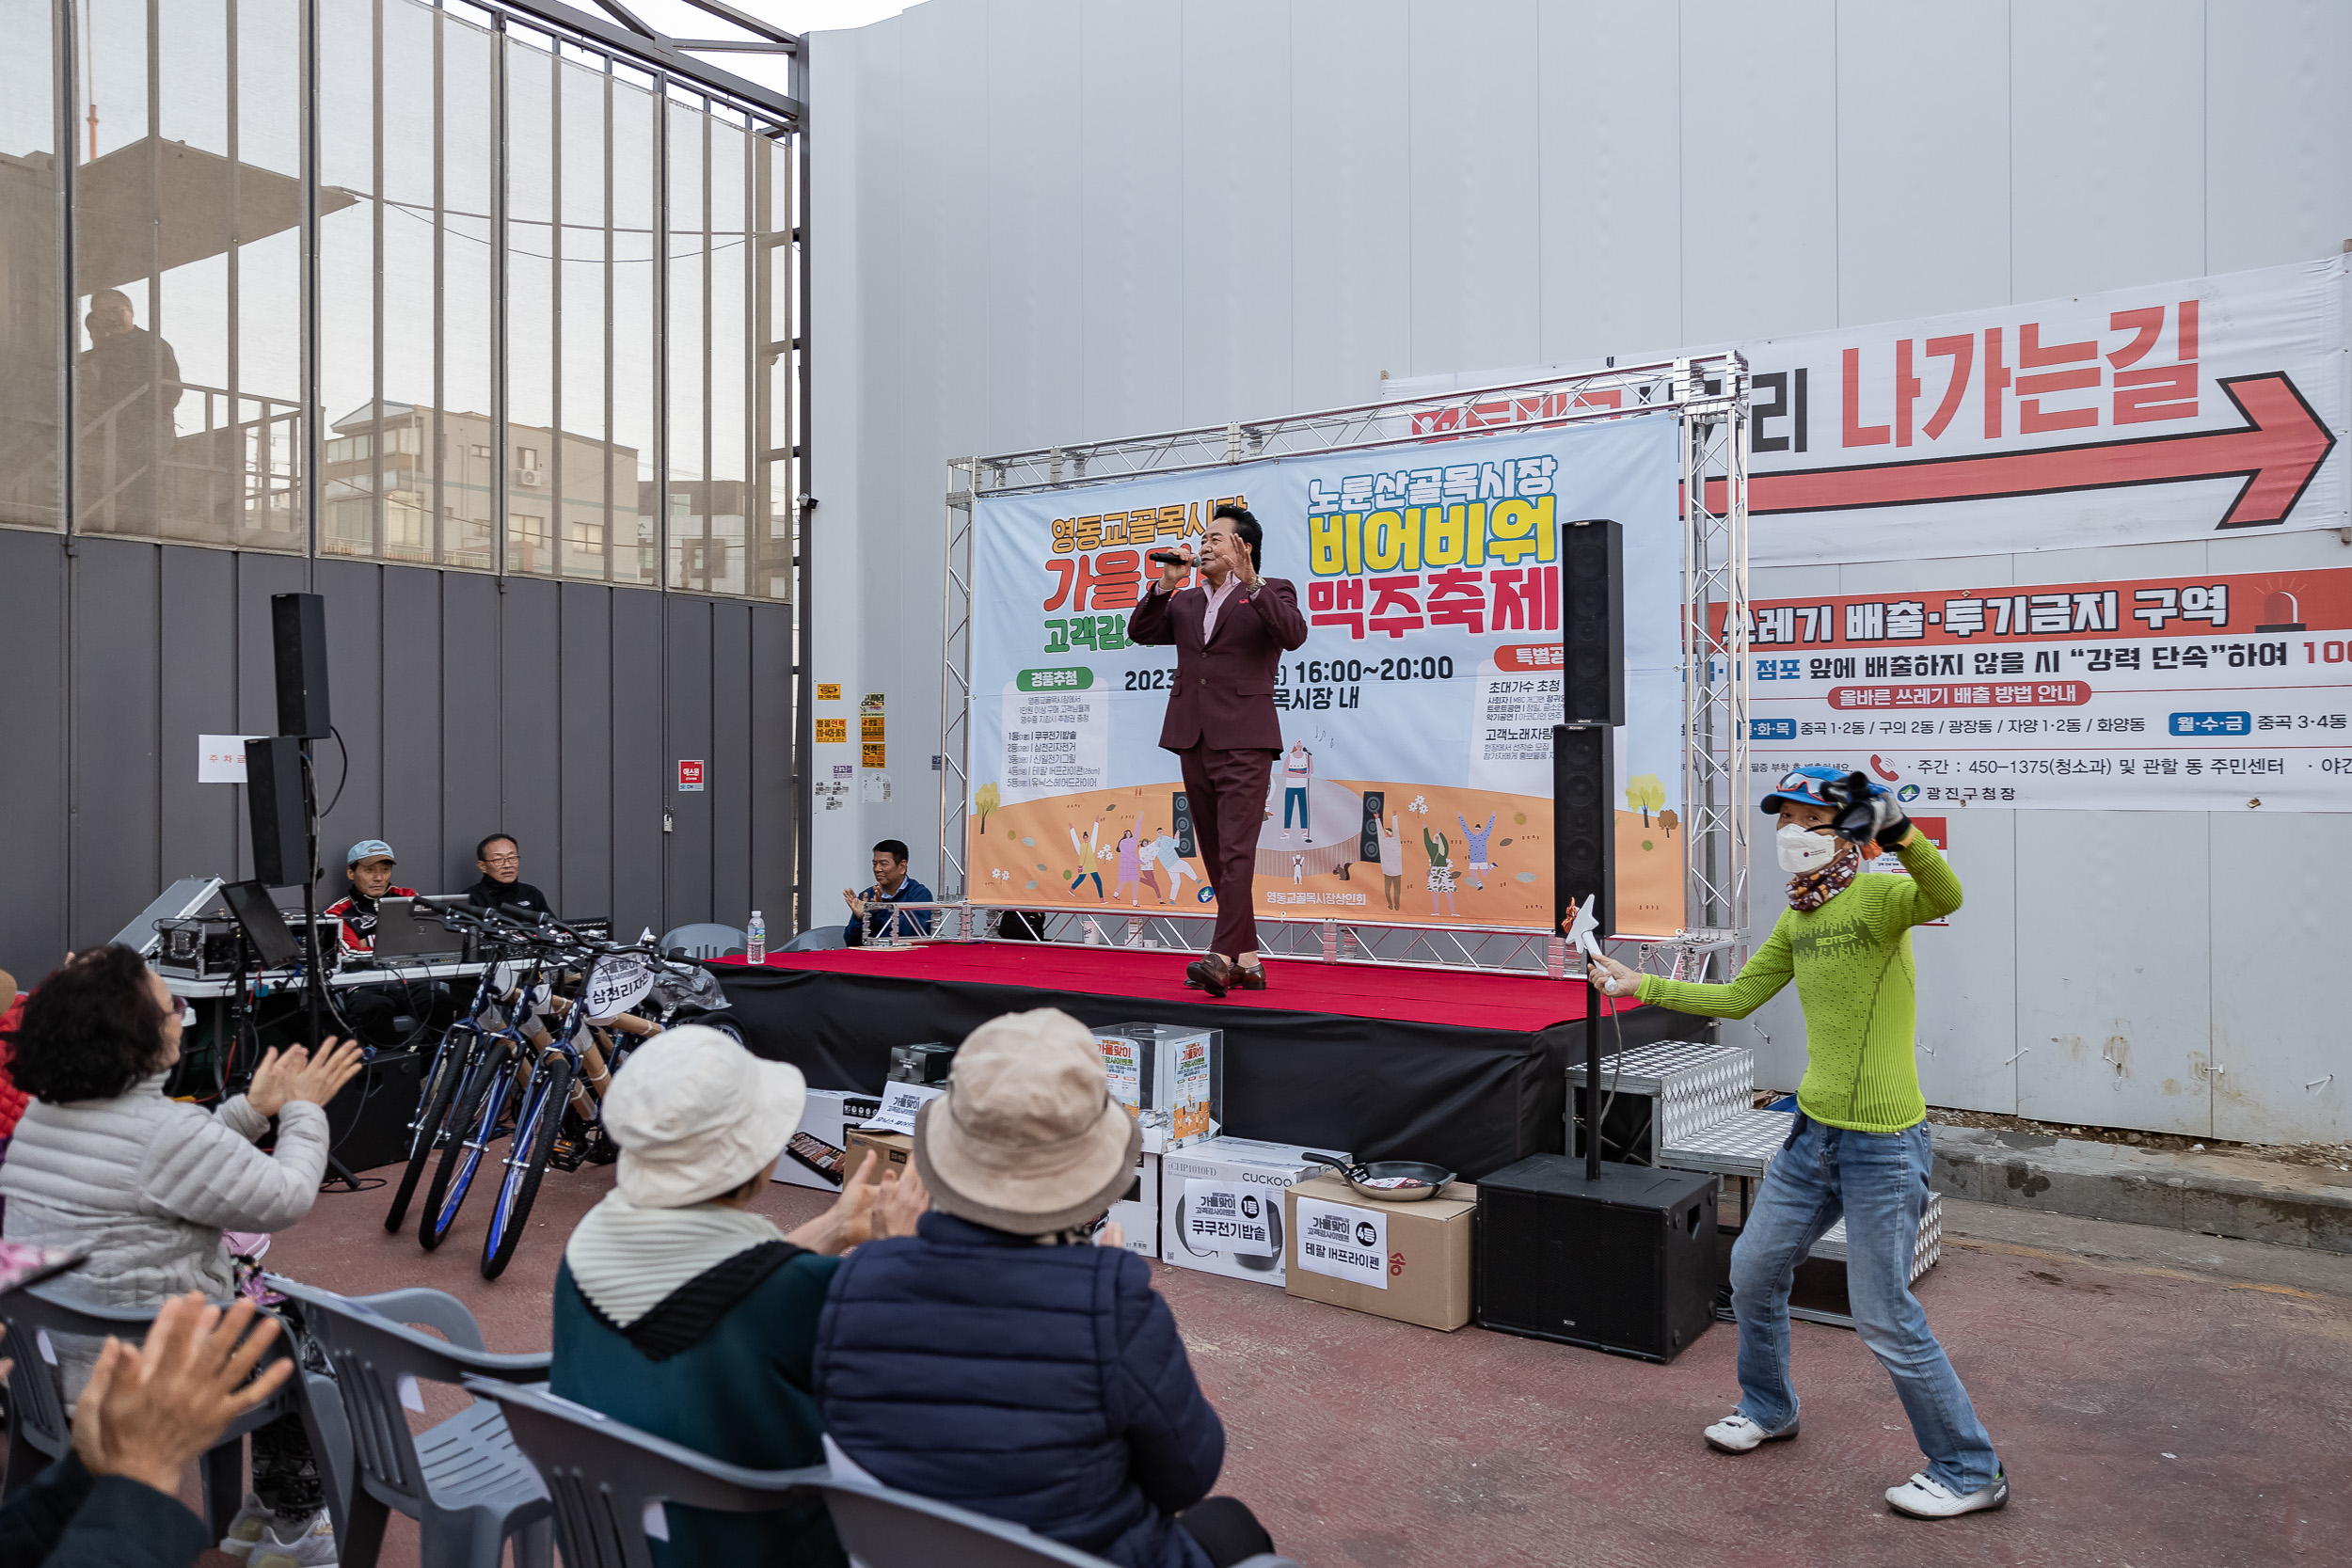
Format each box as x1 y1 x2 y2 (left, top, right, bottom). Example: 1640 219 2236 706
1127 554 1310 968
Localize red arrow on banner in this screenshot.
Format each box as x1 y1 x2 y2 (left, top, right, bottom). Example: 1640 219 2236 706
1701 372 2335 528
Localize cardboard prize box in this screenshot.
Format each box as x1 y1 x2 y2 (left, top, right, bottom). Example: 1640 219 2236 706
1104 1124 1165 1259
1162 1136 1348 1288
844 1129 913 1184
839 1080 943 1183
1283 1175 1478 1331
771 1088 885 1191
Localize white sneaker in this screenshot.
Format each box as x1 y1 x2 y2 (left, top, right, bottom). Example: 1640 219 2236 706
250 1511 339 1568
1886 1471 2010 1519
219 1493 273 1557
1704 1412 1799 1453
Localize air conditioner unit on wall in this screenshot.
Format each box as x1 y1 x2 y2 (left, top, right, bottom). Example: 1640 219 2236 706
514 468 544 485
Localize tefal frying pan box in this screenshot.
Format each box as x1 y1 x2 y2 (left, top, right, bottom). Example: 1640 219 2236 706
1282 1174 1478 1331
1161 1137 1347 1288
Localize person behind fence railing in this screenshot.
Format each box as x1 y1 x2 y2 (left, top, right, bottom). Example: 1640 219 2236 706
839 839 933 947
0 944 365 1566
813 1008 1277 1568
550 1024 928 1568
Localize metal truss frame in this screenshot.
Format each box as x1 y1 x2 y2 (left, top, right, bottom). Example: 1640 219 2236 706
938 356 1751 976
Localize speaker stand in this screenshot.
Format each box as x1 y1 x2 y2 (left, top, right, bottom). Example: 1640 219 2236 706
1584 971 1604 1180
297 746 360 1195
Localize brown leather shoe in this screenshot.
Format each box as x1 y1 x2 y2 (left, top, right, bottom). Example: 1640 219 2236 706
1232 963 1267 990
1184 954 1232 998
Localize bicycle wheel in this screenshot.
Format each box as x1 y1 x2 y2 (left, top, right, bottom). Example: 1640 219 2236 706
419 1038 514 1252
384 1033 469 1233
482 1056 571 1281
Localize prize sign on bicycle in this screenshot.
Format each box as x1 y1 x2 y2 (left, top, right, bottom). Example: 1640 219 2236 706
582 953 659 1023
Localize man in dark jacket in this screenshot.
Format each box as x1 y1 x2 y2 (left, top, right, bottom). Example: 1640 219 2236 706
464 832 552 918
814 1009 1275 1568
1126 503 1308 997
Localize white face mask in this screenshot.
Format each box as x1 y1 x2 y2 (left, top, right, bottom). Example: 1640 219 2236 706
1775 822 1843 875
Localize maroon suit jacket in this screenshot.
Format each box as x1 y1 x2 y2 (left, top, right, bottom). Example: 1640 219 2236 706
1127 576 1309 752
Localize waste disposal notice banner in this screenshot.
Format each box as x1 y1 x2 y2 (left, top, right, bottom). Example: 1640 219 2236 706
1726 567 2352 811
966 416 1688 933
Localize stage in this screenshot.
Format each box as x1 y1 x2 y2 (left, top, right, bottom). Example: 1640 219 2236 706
711 944 1711 1179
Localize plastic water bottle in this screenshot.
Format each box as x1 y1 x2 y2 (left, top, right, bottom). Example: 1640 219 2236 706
746 910 767 963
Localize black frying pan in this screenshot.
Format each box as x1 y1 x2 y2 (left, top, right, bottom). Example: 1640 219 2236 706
1302 1151 1458 1203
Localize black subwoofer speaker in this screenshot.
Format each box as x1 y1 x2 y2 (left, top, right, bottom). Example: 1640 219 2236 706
1553 722 1613 936
1561 518 1624 725
271 591 333 739
1476 1155 1719 1362
245 736 310 888
318 1050 423 1172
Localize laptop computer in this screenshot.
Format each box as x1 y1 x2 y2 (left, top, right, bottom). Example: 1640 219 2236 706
371 897 467 963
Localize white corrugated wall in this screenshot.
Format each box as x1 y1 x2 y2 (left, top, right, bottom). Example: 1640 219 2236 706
806 0 2352 1144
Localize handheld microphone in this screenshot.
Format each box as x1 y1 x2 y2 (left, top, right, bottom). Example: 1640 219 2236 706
1147 550 1189 567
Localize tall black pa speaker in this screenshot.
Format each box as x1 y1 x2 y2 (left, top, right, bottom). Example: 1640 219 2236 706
1553 722 1613 939
1476 1155 1719 1362
1170 791 1197 860
271 592 333 739
1561 518 1623 725
246 735 310 888
1358 789 1385 863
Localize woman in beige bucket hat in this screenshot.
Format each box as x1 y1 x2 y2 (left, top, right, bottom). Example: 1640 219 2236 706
549 1024 926 1568
813 1008 1279 1568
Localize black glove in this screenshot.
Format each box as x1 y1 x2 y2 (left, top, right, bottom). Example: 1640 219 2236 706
1826 771 1910 847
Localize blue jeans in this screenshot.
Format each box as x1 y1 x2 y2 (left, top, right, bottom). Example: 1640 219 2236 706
1284 786 1309 830
1731 1117 2000 1494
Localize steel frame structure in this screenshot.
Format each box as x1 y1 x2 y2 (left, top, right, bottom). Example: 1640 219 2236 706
938 356 1751 976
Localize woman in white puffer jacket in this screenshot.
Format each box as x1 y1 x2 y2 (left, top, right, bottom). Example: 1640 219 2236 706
0 943 363 1566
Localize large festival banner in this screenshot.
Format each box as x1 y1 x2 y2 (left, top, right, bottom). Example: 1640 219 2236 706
966 416 1688 934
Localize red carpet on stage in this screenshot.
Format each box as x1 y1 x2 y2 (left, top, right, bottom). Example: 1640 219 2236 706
724 943 1641 1033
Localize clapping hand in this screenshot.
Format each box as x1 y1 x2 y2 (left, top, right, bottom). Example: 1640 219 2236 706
69 1293 294 1497
247 1037 367 1117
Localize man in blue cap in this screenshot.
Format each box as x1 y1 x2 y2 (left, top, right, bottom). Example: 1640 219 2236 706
326 840 452 1047
1591 765 2006 1521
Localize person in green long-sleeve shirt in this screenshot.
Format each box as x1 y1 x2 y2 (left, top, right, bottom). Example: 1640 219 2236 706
1592 765 2006 1523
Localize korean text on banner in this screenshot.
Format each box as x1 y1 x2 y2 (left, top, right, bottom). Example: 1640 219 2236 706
1183 1180 1278 1257
1295 1196 1389 1291
1734 567 2352 811
1387 256 2347 567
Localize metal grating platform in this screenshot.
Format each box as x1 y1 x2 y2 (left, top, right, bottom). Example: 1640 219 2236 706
1812 1193 1945 1284
1567 1039 1755 1163
1659 1107 1792 1178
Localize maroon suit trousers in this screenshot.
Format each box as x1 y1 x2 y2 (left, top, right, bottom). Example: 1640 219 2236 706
1180 743 1276 958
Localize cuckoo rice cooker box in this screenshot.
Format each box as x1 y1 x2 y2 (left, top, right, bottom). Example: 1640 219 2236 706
1161 1136 1348 1287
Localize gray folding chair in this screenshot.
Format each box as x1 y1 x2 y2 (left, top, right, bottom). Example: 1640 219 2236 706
462 1377 829 1568
0 1280 297 1539
266 1277 552 1568
782 926 846 952
811 1479 1301 1568
658 922 749 958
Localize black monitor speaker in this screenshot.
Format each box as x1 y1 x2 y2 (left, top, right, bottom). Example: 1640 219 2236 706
246 735 310 888
1561 518 1623 725
271 592 333 739
1553 722 1613 939
1476 1155 1719 1362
